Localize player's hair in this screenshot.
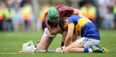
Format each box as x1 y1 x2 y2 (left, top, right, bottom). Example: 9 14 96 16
41 18 65 31
41 19 59 30
42 21 46 30
47 20 59 28
58 19 65 30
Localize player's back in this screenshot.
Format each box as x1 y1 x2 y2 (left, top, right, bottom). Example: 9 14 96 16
68 15 100 40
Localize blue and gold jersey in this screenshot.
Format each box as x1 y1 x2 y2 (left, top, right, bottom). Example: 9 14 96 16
68 15 100 40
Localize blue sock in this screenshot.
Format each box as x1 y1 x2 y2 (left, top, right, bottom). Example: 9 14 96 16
84 48 89 53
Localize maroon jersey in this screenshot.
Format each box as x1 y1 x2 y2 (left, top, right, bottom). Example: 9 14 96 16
42 5 74 30
44 5 74 20
56 5 74 17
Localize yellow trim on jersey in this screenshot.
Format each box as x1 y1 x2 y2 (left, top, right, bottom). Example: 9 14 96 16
68 23 74 26
75 17 89 32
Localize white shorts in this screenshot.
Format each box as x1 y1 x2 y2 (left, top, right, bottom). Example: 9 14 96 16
43 28 56 38
76 37 100 48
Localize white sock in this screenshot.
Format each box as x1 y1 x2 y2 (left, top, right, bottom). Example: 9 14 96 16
88 48 93 53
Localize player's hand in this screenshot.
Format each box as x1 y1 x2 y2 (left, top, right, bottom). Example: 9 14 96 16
56 47 63 53
56 46 65 53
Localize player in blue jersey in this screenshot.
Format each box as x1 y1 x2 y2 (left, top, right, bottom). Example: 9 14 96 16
59 15 108 53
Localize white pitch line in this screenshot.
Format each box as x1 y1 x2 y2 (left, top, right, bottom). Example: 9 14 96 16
0 53 17 54
0 53 34 54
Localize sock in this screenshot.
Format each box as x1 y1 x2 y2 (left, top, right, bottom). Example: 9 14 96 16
84 48 89 53
84 48 93 53
88 48 93 53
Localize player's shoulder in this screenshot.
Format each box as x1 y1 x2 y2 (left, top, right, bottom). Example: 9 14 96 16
69 15 81 19
56 5 71 9
68 15 80 23
56 5 64 8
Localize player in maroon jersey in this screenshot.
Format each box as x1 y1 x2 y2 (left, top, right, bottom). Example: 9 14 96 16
42 5 82 30
35 5 82 52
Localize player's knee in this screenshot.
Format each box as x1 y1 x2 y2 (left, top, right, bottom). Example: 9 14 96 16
63 49 69 52
63 47 71 52
36 44 47 50
64 48 75 52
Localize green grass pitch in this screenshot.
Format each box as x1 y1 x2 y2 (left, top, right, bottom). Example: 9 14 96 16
0 30 116 57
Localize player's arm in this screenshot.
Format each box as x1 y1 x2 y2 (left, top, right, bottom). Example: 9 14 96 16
61 31 67 47
64 23 74 47
72 31 78 42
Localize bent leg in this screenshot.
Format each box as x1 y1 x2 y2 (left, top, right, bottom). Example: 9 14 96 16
36 28 55 51
36 35 54 50
64 38 97 53
63 40 83 52
66 48 84 53
63 41 93 53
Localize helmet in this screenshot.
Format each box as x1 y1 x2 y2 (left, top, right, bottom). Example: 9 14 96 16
48 7 59 21
22 40 36 52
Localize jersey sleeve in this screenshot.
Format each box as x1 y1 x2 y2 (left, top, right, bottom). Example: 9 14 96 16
56 5 74 17
68 16 74 23
68 16 75 26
